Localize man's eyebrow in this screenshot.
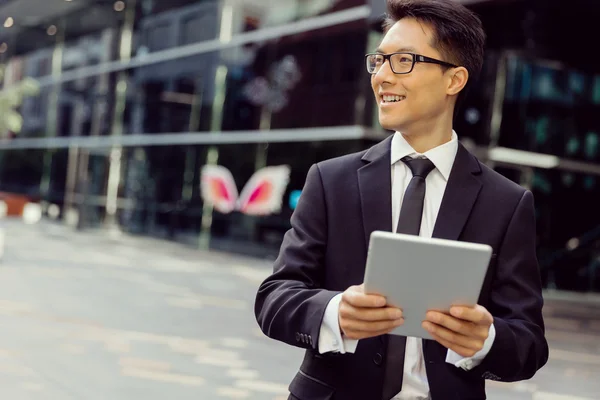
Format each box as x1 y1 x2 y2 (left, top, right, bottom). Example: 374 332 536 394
373 46 418 54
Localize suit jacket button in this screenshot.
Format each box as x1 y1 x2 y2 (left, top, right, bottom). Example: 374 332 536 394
373 353 383 366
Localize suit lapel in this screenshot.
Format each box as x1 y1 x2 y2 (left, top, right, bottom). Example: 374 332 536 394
432 143 483 241
425 143 484 380
358 136 393 248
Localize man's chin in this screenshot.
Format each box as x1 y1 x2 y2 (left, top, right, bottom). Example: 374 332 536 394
379 119 405 133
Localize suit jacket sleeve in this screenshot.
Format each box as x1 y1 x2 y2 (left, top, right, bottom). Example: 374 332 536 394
254 164 340 350
469 190 549 381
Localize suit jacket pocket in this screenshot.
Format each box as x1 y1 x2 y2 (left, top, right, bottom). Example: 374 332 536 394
289 370 335 400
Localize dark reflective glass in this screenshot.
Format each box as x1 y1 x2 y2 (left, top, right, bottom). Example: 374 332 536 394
495 166 600 293
499 55 600 162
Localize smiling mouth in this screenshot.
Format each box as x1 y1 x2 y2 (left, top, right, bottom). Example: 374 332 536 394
381 95 406 103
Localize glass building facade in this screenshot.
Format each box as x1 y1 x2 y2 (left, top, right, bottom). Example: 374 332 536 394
0 0 599 292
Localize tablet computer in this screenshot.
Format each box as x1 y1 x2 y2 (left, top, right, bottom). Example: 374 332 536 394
363 231 493 340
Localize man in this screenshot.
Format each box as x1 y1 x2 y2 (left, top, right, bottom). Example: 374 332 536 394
254 0 549 399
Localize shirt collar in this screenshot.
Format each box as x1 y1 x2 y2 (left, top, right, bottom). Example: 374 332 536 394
390 130 459 181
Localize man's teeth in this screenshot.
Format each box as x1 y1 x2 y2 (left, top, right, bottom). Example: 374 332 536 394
383 95 405 103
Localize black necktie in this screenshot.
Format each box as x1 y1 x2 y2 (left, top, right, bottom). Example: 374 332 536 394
382 156 436 400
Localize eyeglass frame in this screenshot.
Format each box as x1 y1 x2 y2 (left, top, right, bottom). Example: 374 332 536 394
365 52 458 75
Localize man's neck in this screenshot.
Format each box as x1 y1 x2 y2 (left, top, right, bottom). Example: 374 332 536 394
400 125 454 154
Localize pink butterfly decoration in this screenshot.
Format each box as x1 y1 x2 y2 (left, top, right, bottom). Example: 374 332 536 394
200 165 291 216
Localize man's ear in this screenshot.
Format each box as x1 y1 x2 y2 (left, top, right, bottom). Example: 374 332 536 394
447 67 469 96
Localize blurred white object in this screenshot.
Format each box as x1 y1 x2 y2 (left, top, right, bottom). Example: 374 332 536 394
65 208 79 227
48 204 60 220
22 203 42 224
0 201 7 219
465 108 480 125
567 238 580 251
108 225 123 239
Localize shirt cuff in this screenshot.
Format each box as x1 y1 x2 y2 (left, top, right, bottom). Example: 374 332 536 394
445 322 496 370
318 293 359 354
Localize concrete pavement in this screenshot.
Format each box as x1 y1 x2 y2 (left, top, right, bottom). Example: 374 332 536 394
0 221 598 399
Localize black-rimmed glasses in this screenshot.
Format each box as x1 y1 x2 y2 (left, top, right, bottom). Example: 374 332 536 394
365 52 458 75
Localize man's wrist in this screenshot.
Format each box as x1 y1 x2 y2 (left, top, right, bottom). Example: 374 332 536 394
446 322 496 370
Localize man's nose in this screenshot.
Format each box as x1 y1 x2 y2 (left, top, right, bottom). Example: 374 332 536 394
372 60 396 86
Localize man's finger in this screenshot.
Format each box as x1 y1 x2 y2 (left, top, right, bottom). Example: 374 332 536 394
340 303 403 322
343 290 386 308
449 305 493 325
425 311 484 338
342 317 403 334
344 326 401 340
428 331 478 358
422 321 484 352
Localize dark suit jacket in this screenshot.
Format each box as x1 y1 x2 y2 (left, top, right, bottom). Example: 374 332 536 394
254 136 549 400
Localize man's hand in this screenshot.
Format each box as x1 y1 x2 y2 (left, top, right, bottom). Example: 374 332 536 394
339 284 404 340
422 305 493 357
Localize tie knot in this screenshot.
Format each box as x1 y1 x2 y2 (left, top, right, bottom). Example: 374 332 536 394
402 157 435 178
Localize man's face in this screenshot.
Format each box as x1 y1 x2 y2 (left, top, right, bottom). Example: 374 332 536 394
371 18 454 134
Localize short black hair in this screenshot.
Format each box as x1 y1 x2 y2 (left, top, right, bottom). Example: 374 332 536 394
384 0 486 106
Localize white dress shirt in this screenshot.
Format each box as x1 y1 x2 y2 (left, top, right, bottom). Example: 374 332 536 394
318 131 496 399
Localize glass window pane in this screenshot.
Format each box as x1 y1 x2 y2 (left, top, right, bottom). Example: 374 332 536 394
135 0 219 55
498 55 599 163
496 166 600 293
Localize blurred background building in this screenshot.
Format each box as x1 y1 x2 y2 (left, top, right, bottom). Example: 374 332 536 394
0 0 598 293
